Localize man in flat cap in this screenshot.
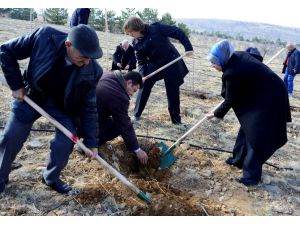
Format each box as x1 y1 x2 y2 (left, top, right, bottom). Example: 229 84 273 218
0 24 103 194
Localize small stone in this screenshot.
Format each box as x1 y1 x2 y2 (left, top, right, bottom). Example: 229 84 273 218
180 143 190 151
219 196 225 202
201 169 212 178
222 187 227 192
206 190 212 197
214 185 222 192
27 139 43 148
262 175 271 185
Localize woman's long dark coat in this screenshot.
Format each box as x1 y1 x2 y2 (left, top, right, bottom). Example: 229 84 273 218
214 51 291 162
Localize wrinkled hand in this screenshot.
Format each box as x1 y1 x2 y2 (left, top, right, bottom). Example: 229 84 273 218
135 149 148 165
206 112 215 120
12 88 25 101
185 50 194 57
125 65 129 70
117 63 122 68
86 148 98 159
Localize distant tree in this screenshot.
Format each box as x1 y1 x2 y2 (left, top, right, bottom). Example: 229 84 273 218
106 10 117 32
236 33 244 41
0 8 12 17
44 8 68 25
9 8 37 21
119 8 137 33
177 22 191 38
89 9 105 31
160 13 176 26
275 38 286 47
137 8 159 24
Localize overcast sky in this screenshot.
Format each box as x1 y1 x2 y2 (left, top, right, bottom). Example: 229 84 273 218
3 0 300 28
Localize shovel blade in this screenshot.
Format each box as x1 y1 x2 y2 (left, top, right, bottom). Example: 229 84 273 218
157 142 177 170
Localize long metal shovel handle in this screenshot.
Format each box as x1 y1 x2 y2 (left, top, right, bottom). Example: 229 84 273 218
143 52 187 81
23 96 150 204
163 101 224 156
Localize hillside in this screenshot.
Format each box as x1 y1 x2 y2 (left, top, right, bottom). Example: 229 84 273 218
178 18 300 44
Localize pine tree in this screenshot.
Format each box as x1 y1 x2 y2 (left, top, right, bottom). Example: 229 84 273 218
178 22 191 38
44 8 68 25
9 8 37 21
160 13 176 26
137 8 159 24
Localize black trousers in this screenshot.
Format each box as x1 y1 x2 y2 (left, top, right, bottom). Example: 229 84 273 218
133 74 181 123
231 128 263 181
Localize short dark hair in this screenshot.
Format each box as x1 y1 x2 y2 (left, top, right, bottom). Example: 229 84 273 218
123 71 143 88
123 16 145 33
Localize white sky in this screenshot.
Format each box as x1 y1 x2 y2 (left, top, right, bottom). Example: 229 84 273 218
2 0 300 28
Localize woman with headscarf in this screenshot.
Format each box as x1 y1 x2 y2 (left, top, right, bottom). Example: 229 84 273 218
206 40 291 186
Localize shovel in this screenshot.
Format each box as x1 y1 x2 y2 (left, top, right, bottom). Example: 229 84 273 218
143 52 188 81
158 101 224 170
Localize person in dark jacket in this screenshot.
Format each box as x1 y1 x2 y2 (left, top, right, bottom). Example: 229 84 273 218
96 71 148 165
282 43 300 96
245 47 263 62
123 16 193 126
70 8 90 28
111 39 137 71
206 40 291 186
0 24 103 194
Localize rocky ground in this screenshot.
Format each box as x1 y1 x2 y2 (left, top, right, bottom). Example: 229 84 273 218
0 17 299 216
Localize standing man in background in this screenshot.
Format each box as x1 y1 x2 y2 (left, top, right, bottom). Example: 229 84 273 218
282 43 300 97
70 8 91 28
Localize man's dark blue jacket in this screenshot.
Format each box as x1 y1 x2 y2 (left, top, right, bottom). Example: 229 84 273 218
0 26 103 148
70 8 90 28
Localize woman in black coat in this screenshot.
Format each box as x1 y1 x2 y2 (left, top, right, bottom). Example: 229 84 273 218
207 40 291 186
123 16 193 125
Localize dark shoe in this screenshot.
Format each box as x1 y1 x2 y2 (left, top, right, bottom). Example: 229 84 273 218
173 122 188 130
238 177 259 186
225 157 243 169
11 162 23 170
42 177 72 194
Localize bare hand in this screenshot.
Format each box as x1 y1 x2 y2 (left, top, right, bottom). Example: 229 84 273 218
86 148 98 159
135 150 148 165
185 50 194 57
125 65 129 70
117 63 122 68
206 112 215 120
12 88 25 101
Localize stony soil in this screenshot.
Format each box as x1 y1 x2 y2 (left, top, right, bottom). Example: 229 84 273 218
0 17 299 216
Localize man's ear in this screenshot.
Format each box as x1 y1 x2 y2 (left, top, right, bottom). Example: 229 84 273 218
126 80 132 86
65 41 72 48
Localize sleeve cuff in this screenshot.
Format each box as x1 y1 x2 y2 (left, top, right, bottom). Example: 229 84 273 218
134 147 141 153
